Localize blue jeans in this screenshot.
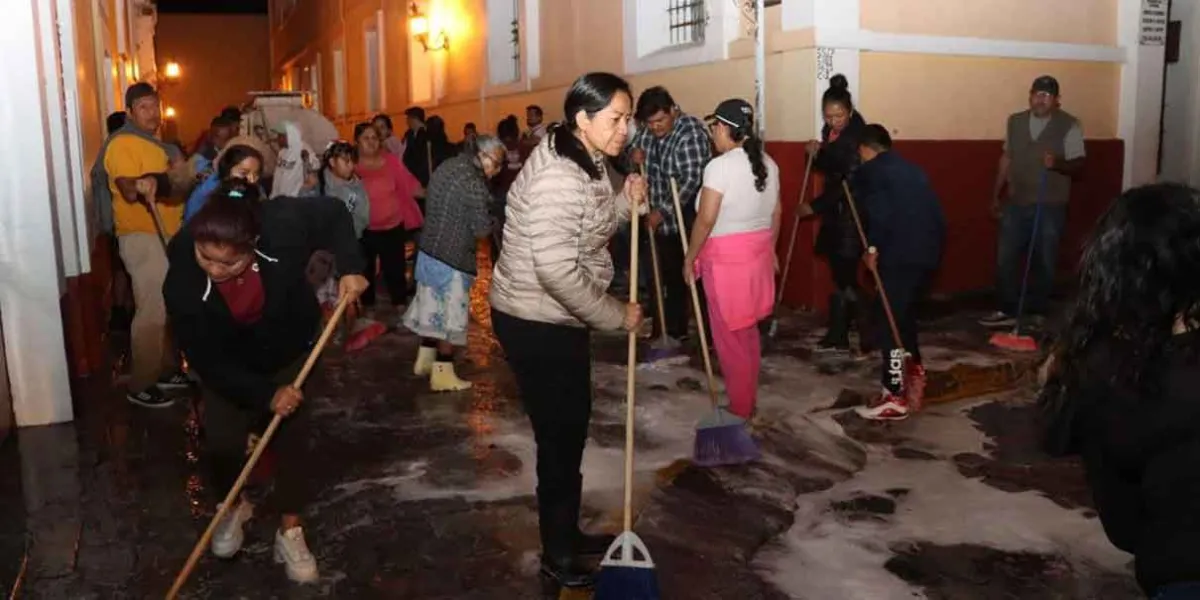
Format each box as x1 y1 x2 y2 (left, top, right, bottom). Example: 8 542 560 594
1155 582 1200 599
996 202 1067 316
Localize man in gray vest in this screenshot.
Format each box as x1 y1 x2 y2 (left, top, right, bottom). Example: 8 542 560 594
980 75 1085 328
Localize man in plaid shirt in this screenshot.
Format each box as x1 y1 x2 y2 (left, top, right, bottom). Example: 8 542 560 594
628 86 713 343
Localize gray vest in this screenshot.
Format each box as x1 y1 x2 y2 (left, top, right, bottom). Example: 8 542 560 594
1006 109 1077 206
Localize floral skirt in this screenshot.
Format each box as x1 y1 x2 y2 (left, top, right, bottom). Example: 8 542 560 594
402 252 474 346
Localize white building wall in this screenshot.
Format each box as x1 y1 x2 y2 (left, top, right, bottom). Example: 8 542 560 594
0 0 143 427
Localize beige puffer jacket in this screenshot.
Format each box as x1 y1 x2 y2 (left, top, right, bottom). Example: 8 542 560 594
490 135 634 331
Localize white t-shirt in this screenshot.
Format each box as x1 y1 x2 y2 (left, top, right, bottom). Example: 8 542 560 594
699 146 780 237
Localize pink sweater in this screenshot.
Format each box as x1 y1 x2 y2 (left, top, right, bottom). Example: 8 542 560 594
696 229 776 330
358 153 424 231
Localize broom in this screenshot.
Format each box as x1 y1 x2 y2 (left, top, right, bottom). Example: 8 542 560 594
595 186 661 599
165 293 353 599
767 152 815 338
840 181 914 411
989 170 1046 353
669 179 760 467
639 166 684 366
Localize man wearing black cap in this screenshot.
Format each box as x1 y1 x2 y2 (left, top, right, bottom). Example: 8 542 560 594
980 75 1085 328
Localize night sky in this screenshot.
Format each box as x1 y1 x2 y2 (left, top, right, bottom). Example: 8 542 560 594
156 0 268 14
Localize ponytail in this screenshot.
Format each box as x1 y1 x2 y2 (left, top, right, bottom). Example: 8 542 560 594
730 125 768 192
551 123 602 180
744 135 768 193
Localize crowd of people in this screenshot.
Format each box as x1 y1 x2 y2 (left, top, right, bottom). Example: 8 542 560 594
93 68 1200 600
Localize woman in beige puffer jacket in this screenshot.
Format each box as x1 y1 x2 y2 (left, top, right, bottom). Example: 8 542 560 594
489 72 647 590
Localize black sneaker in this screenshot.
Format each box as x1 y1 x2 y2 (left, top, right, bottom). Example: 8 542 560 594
128 387 175 408
156 371 192 391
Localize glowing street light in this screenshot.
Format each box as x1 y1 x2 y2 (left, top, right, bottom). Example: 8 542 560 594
163 61 181 81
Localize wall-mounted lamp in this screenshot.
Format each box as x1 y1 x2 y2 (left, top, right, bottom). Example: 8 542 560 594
164 106 177 119
163 61 181 81
409 2 449 52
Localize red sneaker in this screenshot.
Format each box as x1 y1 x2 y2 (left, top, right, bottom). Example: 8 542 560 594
855 389 910 421
905 362 927 412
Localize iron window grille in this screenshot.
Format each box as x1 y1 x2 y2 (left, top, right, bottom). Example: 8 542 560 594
510 0 521 80
668 0 707 46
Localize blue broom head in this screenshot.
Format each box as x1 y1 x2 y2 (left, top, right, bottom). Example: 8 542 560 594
694 407 761 467
596 532 661 600
641 345 686 364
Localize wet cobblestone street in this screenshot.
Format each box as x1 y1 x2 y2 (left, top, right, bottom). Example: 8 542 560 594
0 254 1141 599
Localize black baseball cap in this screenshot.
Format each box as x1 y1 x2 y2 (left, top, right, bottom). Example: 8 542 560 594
707 98 754 131
1031 75 1060 96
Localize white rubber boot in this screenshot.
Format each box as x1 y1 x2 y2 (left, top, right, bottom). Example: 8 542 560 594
413 346 437 376
430 362 472 392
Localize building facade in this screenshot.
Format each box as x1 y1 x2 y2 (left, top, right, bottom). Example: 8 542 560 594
0 0 160 432
269 0 1166 307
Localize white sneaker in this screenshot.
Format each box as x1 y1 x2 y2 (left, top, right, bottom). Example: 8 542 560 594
274 526 319 584
210 501 253 558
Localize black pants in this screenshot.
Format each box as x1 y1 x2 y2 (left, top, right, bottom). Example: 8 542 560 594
360 226 409 307
822 255 862 348
491 309 592 557
639 227 707 340
875 266 931 393
202 359 311 514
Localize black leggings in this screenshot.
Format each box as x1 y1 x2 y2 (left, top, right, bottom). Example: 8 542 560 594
491 309 592 555
202 359 311 514
360 226 409 307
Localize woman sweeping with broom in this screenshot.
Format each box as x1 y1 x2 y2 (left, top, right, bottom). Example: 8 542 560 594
489 72 647 589
163 180 368 584
682 99 780 422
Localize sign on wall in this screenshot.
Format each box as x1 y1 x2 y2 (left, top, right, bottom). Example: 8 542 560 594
1141 0 1168 46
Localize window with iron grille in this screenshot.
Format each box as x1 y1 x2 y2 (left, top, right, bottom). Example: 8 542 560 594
487 0 521 85
667 0 706 46
510 0 521 81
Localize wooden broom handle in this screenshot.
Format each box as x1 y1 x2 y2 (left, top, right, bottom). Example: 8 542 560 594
623 185 641 532
639 165 670 340
840 180 905 352
166 293 353 599
670 178 721 409
778 153 815 304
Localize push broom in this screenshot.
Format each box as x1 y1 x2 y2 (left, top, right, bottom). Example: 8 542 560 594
166 293 353 599
840 181 916 411
669 178 760 467
767 152 816 338
595 188 661 599
639 166 684 366
989 170 1047 353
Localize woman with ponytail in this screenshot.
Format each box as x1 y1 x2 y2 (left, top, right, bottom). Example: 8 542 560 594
796 73 870 359
489 72 647 589
682 99 781 420
163 179 368 583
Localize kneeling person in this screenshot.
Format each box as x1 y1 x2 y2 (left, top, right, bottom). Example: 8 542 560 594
164 181 368 583
852 124 946 420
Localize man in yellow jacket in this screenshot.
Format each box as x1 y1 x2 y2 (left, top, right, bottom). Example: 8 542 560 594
105 82 190 407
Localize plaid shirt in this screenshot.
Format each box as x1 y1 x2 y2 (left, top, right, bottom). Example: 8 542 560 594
628 114 712 235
